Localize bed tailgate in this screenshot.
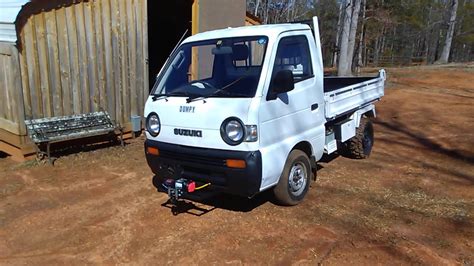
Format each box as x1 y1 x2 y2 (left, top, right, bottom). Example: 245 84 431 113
324 69 386 119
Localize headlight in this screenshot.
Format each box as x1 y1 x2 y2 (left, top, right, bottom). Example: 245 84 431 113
220 118 258 145
221 118 244 145
146 112 161 137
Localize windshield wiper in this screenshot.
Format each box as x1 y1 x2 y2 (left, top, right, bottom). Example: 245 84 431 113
196 77 246 101
152 91 195 102
151 94 169 102
186 95 207 103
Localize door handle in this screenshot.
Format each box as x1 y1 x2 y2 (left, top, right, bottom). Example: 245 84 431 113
311 103 319 111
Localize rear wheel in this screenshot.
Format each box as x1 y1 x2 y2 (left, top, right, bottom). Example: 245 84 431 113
274 150 311 206
343 117 374 159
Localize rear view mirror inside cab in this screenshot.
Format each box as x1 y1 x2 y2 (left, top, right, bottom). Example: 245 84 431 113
231 44 249 61
211 44 250 62
212 46 233 55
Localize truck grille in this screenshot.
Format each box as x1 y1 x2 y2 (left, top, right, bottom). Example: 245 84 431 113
159 150 227 167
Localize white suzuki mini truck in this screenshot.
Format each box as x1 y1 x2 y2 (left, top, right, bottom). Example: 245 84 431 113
144 17 385 205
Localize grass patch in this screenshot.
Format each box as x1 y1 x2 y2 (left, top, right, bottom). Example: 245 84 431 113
312 183 472 237
380 188 471 222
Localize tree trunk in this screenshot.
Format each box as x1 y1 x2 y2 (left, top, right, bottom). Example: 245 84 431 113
357 0 366 73
423 4 432 63
346 0 361 73
338 0 361 76
374 36 380 65
268 0 272 24
374 26 384 66
437 0 459 63
434 26 442 62
338 0 353 76
286 0 292 22
264 0 270 24
254 0 260 16
333 2 344 68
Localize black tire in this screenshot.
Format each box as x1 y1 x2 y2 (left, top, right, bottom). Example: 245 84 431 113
274 150 312 206
344 117 374 159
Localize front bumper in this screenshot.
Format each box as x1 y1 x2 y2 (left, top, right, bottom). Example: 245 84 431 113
145 139 262 197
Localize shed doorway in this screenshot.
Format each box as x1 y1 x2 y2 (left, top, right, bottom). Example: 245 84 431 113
147 0 192 91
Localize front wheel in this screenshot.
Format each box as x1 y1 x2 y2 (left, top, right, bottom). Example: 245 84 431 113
274 150 311 206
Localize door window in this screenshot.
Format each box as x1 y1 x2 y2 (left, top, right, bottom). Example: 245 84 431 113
272 35 313 83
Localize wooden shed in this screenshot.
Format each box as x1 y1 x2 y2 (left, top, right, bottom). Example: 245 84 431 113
0 0 246 161
245 12 262 26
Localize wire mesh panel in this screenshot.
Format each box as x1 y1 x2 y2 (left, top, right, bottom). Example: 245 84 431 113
25 111 116 143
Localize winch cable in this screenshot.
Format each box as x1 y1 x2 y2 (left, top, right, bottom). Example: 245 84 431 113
161 182 211 191
194 183 211 190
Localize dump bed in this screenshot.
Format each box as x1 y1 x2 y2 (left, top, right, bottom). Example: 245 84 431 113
323 70 386 119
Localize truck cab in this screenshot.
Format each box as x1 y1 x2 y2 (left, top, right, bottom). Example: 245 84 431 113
144 17 385 205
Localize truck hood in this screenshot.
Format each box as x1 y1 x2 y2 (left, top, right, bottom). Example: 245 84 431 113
144 96 255 150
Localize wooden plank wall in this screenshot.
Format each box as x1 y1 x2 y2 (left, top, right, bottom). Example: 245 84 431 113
17 0 149 129
0 43 25 136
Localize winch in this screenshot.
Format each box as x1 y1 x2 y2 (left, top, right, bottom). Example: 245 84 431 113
162 178 210 205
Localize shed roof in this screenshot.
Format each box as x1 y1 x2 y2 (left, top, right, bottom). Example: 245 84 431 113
0 0 29 43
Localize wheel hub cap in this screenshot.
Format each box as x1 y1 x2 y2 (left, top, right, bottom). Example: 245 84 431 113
288 163 307 196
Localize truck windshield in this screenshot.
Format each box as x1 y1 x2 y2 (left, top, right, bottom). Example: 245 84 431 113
152 36 268 99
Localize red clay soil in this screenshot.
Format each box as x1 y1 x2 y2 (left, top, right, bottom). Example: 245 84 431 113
1 65 473 265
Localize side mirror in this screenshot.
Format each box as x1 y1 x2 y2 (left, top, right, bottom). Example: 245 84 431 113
267 70 294 100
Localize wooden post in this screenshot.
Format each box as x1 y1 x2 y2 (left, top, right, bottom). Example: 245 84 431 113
191 0 200 80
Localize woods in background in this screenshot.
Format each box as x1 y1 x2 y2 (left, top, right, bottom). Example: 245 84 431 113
246 0 474 75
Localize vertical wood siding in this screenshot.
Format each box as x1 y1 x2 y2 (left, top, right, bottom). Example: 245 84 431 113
0 43 25 135
17 0 148 129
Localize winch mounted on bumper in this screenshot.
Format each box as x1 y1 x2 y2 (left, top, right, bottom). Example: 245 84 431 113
161 178 210 205
145 140 262 198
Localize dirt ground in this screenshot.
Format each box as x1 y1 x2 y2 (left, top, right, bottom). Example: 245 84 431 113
1 65 473 265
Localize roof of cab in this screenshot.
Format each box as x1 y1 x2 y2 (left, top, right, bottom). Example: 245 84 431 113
183 23 312 44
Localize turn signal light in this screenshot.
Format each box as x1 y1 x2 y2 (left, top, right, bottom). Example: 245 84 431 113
226 159 246 169
147 147 160 156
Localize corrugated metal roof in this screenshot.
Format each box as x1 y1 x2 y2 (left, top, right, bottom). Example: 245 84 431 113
0 0 30 43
